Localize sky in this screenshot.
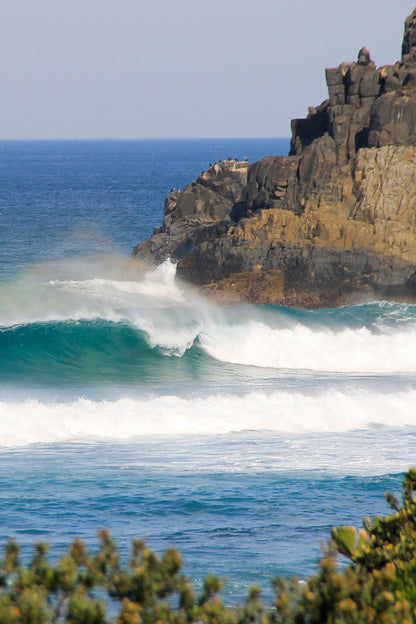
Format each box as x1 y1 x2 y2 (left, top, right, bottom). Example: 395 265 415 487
0 1 415 139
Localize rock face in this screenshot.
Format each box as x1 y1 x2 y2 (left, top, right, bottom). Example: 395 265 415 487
133 9 416 308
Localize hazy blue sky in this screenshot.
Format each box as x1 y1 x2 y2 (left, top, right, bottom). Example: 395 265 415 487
0 1 414 139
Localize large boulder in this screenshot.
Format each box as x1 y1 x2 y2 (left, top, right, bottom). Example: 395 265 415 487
133 8 416 308
368 90 416 146
134 160 249 266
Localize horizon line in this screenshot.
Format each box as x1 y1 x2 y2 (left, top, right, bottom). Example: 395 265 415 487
0 136 291 143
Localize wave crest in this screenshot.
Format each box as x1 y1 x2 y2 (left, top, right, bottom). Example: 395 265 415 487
1 387 416 447
2 258 416 375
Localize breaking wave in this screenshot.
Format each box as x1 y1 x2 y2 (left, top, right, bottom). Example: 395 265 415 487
2 258 416 378
2 386 416 446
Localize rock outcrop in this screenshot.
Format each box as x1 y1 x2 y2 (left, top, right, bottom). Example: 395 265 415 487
133 8 416 308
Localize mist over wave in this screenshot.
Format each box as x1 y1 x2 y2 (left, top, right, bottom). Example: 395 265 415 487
1 257 416 375
6 139 411 589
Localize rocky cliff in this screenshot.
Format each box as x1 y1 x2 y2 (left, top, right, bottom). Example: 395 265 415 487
133 8 416 308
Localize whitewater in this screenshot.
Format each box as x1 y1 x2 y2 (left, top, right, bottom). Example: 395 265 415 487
2 257 416 449
0 139 414 594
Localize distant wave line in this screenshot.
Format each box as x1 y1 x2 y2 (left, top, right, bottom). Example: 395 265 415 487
1 387 416 447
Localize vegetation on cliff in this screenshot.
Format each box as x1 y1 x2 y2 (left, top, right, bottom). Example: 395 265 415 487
2 469 416 622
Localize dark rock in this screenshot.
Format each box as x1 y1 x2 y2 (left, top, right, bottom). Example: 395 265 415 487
325 67 344 86
384 74 403 92
380 65 400 92
402 8 416 57
245 156 300 213
328 84 345 106
359 70 381 97
132 7 416 308
404 70 416 88
346 94 360 106
133 160 250 266
296 135 337 199
345 64 367 96
357 46 372 66
290 100 329 155
368 91 416 146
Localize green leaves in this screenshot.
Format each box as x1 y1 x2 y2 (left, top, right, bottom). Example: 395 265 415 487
1 469 416 622
67 591 107 624
331 526 369 560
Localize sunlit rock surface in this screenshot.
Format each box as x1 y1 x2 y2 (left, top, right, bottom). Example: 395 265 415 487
134 9 416 307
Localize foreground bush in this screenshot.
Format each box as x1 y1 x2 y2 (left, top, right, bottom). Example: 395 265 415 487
2 469 416 623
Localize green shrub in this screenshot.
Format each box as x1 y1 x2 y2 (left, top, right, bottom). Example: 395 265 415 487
1 469 416 622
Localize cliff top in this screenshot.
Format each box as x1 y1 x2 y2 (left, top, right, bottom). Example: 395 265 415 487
134 7 416 308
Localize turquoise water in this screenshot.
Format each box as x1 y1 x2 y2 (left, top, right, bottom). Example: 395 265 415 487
0 139 414 599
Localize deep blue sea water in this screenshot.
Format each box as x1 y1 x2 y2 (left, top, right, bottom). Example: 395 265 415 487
0 139 415 601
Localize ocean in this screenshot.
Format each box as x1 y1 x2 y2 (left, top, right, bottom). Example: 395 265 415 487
0 138 415 599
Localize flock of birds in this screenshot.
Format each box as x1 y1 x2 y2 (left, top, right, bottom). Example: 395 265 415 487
208 156 248 168
169 156 249 193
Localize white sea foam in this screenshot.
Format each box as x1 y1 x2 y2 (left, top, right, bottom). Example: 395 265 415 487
198 320 416 373
1 387 416 447
2 257 416 371
0 258 212 355
0 257 185 326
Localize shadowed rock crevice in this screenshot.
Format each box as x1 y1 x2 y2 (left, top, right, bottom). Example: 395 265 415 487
133 8 416 307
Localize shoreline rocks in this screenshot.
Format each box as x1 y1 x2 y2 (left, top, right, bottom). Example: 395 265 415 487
133 8 416 308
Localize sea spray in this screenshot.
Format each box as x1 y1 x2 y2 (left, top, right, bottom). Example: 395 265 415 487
198 318 416 373
1 139 415 592
2 258 416 375
1 387 416 447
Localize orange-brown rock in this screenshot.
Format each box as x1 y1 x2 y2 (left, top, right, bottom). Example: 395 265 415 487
133 8 416 308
